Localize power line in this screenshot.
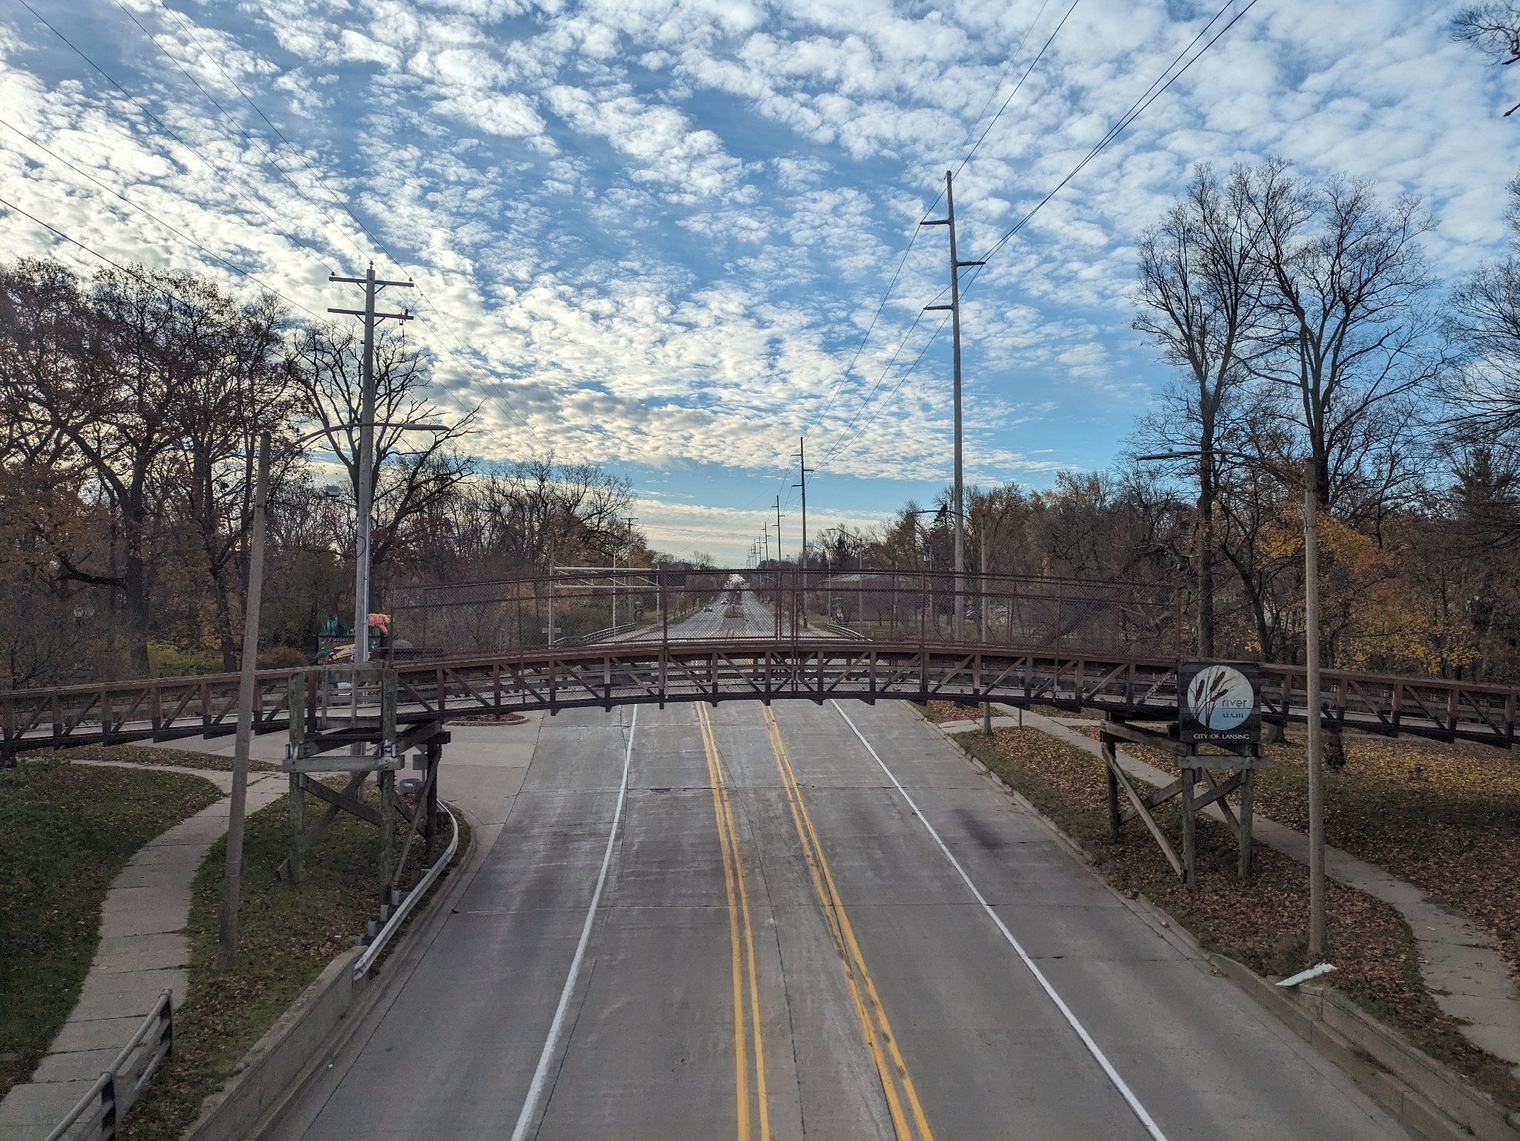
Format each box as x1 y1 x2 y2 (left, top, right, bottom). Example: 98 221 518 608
822 314 952 467
964 0 1259 290
153 1 387 265
801 0 1078 487
28 1 528 435
104 0 371 271
953 0 1075 181
15 0 335 272
0 193 246 311
822 0 1261 471
0 117 323 319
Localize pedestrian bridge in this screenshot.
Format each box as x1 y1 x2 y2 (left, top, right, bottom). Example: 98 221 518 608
3 575 1517 754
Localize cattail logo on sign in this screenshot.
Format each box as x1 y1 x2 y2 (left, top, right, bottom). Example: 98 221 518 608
1186 665 1253 730
1179 660 1260 747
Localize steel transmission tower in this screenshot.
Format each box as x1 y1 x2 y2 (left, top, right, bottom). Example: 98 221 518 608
921 171 984 637
329 264 414 665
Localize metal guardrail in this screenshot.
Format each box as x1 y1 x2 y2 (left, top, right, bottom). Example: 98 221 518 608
45 990 173 1141
352 803 459 980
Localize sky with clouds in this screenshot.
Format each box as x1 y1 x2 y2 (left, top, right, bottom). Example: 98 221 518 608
1 0 1516 562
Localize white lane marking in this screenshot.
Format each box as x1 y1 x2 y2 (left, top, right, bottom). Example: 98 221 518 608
831 701 1171 1141
509 706 637 1141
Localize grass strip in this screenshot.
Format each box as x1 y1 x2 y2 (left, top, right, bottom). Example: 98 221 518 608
954 726 1520 1110
119 784 465 1140
0 759 222 1097
24 742 281 774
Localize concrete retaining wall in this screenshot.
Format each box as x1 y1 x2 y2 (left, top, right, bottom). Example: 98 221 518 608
182 948 361 1141
1212 954 1520 1141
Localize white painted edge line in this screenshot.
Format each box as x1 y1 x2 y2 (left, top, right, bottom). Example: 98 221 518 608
509 705 637 1141
831 700 1170 1141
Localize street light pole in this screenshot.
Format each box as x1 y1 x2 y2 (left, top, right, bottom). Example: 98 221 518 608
1139 447 1328 957
1304 458 1327 959
214 431 270 971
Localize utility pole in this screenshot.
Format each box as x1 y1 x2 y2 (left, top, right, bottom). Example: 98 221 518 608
613 514 635 630
1304 458 1327 960
793 436 813 621
215 431 270 971
329 264 413 666
774 496 785 564
762 521 770 564
922 171 984 638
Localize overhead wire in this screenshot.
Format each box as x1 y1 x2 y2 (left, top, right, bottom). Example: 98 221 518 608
0 117 323 319
15 0 337 272
962 0 1259 292
804 0 1078 486
112 0 526 434
817 0 1261 470
761 0 1072 529
150 0 527 433
0 193 246 311
25 0 528 435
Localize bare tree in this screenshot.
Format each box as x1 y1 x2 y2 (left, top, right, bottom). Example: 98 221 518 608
1453 3 1520 115
1134 162 1275 654
1246 169 1443 517
288 321 476 590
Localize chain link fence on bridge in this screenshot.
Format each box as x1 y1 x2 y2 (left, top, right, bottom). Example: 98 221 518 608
390 569 1181 659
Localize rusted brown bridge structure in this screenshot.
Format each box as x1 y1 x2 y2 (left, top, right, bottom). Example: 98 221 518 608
3 570 1517 755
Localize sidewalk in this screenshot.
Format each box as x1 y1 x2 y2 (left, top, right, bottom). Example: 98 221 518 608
937 705 1520 1077
0 764 282 1140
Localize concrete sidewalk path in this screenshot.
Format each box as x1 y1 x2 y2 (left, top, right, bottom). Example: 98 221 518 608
936 706 1520 1077
0 764 283 1140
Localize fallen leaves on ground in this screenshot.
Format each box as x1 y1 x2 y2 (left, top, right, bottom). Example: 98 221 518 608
957 726 1520 1108
1070 720 1520 996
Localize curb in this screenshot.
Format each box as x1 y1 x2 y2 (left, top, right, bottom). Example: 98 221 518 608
250 800 491 1140
179 807 478 1141
928 714 1520 1141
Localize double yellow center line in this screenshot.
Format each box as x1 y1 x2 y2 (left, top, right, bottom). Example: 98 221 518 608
696 703 771 1141
763 705 936 1141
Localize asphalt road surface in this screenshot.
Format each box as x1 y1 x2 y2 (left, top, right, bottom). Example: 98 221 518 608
611 585 803 642
271 699 1410 1141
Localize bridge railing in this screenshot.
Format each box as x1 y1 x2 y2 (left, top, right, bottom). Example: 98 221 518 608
3 641 1516 754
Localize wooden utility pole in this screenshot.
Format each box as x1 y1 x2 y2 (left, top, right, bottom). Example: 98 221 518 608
215 431 270 971
328 264 413 666
922 171 985 639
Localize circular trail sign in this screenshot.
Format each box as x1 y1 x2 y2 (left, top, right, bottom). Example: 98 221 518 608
1178 660 1261 748
1185 665 1255 731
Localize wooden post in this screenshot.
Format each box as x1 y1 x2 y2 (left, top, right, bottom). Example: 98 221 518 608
1104 737 1120 837
1180 763 1196 888
1238 764 1255 881
288 773 305 885
424 742 441 862
379 768 395 904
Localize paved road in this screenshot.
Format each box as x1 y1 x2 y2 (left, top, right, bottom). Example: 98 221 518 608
610 585 806 642
271 700 1409 1141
